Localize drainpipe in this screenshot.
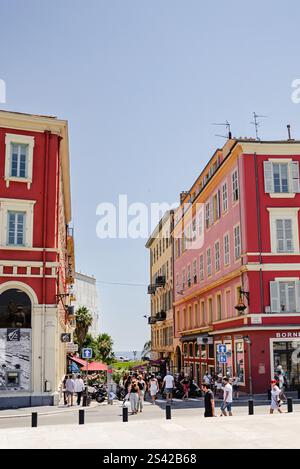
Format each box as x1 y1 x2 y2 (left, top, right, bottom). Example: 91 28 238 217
254 153 264 314
41 131 50 393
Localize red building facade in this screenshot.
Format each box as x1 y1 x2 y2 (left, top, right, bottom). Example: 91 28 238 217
0 110 74 408
173 138 300 394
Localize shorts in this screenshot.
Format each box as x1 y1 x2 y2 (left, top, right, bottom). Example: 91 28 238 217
165 388 173 393
221 401 232 412
66 391 73 397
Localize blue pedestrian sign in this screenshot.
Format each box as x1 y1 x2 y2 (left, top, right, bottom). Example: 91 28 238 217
82 348 92 359
217 344 227 354
218 353 227 363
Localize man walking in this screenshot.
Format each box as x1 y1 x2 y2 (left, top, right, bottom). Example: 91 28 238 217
74 374 85 405
163 370 175 404
201 383 216 417
65 374 75 406
221 377 233 416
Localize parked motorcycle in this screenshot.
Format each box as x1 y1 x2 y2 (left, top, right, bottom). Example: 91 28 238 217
88 383 107 403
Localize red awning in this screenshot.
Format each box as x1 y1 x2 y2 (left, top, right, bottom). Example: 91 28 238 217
80 361 108 372
69 355 87 367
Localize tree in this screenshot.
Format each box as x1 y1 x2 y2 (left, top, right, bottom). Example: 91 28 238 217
141 340 151 359
94 333 114 363
74 306 93 350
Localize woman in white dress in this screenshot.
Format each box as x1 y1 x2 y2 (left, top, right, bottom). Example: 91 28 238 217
270 379 283 414
149 374 159 405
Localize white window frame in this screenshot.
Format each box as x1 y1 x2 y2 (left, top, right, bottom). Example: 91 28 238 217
7 211 26 246
270 278 300 313
232 169 239 203
207 248 212 277
268 208 299 254
5 134 35 189
224 232 230 266
264 159 300 197
215 240 220 272
222 182 228 212
199 254 204 281
0 199 36 247
234 224 241 260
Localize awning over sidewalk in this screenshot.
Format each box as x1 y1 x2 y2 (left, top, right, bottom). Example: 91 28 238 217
80 361 108 372
68 355 87 367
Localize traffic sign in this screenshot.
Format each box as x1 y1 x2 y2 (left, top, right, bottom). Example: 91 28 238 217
217 344 227 354
218 353 227 363
82 348 92 359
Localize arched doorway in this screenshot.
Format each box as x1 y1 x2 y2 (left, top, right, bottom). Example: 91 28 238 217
0 288 32 391
175 346 182 374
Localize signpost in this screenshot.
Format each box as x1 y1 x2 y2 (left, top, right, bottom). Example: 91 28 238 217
217 344 227 354
82 348 92 407
218 354 227 363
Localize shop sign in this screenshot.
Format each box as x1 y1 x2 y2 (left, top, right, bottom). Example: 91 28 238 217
251 316 262 324
7 329 20 341
66 342 78 352
275 332 300 338
258 363 265 374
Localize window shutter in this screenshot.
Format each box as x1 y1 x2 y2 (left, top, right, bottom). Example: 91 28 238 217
270 281 280 313
217 190 221 219
264 161 273 193
290 161 300 193
296 280 300 313
209 198 213 225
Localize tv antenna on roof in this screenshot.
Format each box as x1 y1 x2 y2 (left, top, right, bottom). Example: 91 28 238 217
251 112 267 141
211 120 232 139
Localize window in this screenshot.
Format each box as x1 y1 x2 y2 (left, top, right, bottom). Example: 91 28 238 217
193 259 197 283
234 225 241 259
270 280 300 313
222 182 228 212
199 254 204 281
176 310 180 332
215 241 220 271
187 265 191 287
216 294 222 321
224 233 230 266
264 160 300 195
276 219 293 252
188 306 192 329
7 212 25 245
192 218 196 240
268 208 299 253
182 269 186 290
213 191 221 222
232 170 239 202
205 202 210 229
225 289 231 318
198 208 204 238
4 134 35 188
0 198 36 248
194 303 198 327
207 248 212 276
176 273 179 287
208 297 213 323
201 301 205 324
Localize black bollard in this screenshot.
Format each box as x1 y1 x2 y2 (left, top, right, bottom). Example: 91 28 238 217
248 399 254 415
267 389 271 400
79 409 85 424
287 397 293 413
298 388 300 400
166 404 171 420
31 412 38 427
122 406 128 422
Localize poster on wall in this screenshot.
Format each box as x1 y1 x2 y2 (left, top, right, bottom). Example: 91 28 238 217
0 328 31 391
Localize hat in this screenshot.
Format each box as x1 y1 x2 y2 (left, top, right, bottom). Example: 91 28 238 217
271 379 277 384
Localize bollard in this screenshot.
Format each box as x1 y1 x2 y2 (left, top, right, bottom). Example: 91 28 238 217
287 397 293 413
122 406 128 422
31 412 38 427
248 399 254 415
298 388 300 400
267 389 271 400
79 409 85 424
166 404 171 420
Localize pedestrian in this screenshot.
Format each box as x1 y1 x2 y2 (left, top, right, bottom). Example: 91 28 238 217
277 369 287 402
180 374 190 401
74 374 85 405
62 375 68 405
149 374 159 404
128 377 140 414
201 383 216 417
216 374 223 400
203 372 211 386
270 379 283 414
220 377 233 416
137 375 146 412
65 374 75 406
163 370 175 404
232 376 240 400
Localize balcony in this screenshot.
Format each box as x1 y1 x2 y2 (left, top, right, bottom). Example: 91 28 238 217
156 310 167 321
148 316 157 325
155 276 166 288
147 285 156 295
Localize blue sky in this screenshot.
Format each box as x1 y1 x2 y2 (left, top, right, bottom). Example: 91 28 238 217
1 0 300 349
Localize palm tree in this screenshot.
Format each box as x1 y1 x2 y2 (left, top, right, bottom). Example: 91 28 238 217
141 340 151 359
74 306 93 350
94 333 114 363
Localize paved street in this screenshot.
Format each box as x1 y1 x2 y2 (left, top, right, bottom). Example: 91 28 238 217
1 398 300 448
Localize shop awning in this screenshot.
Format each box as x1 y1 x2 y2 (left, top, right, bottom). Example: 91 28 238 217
80 361 108 372
68 355 87 367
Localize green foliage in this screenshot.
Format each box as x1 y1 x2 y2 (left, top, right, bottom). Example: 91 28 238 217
93 333 114 363
74 306 93 350
141 340 151 358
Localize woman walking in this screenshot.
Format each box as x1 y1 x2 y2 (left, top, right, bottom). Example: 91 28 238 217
270 379 283 414
128 377 140 415
181 375 190 401
137 375 146 412
149 374 159 405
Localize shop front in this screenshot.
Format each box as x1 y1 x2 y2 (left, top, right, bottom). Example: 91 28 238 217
180 334 215 384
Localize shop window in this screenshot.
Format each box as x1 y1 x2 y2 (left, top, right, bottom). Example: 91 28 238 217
208 344 214 358
234 341 245 384
189 342 194 357
201 344 207 359
0 289 31 328
183 343 188 357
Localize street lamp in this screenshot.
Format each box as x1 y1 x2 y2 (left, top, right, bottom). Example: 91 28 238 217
243 335 253 397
